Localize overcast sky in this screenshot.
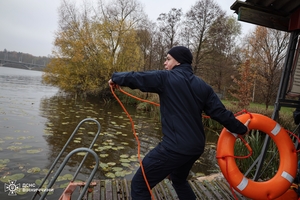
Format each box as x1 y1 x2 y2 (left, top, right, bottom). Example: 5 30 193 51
0 0 255 57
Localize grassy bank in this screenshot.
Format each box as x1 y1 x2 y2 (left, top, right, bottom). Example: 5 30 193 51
113 88 297 131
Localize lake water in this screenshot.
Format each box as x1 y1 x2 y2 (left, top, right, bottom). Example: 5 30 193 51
0 67 219 199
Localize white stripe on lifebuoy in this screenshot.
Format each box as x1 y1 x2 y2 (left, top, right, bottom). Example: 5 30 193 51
271 123 281 136
281 171 294 183
237 176 248 191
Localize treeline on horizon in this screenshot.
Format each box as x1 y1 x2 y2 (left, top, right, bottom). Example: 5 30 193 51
0 50 50 69
39 0 291 109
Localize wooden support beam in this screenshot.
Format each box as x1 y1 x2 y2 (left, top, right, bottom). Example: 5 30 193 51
238 6 290 31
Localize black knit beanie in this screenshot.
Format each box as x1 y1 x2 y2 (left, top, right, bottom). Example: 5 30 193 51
167 46 193 64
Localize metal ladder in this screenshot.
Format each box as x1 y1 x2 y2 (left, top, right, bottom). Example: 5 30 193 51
31 118 102 200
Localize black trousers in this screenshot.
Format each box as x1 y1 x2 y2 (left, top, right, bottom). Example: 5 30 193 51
131 143 202 200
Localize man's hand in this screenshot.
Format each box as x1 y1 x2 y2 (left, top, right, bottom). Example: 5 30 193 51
108 79 119 89
243 119 251 135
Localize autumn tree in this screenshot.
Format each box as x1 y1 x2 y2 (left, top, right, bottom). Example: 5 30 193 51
230 59 254 108
183 0 225 75
42 0 145 97
96 0 145 72
245 26 289 109
157 8 183 49
204 15 241 93
135 20 157 71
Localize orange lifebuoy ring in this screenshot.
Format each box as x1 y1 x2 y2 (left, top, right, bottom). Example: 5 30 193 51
217 113 297 200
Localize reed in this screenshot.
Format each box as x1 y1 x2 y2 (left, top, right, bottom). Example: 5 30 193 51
234 130 279 180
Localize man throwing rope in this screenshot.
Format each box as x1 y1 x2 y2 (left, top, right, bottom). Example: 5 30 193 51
108 46 248 200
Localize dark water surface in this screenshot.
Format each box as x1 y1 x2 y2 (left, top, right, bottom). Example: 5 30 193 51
0 67 219 199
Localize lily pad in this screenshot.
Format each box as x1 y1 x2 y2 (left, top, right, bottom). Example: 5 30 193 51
76 152 87 156
7 146 22 151
11 173 25 180
40 169 51 175
59 182 69 188
99 154 109 158
0 173 25 183
120 159 130 163
121 163 131 167
0 159 10 164
26 149 42 154
99 162 109 169
35 179 49 186
105 172 115 178
63 174 73 180
120 154 129 158
0 164 7 171
115 171 126 177
107 162 116 166
27 167 41 173
112 167 123 172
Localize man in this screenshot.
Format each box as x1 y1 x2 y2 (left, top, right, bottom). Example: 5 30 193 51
108 46 248 199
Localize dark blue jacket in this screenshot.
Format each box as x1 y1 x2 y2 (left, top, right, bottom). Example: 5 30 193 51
111 64 247 155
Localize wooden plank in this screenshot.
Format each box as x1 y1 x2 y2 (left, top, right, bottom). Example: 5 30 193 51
122 179 130 199
203 180 226 199
116 179 128 199
92 178 246 200
238 7 289 31
195 180 216 199
105 179 113 200
163 179 179 199
217 179 247 200
213 180 235 200
153 181 169 200
112 180 119 199
188 180 206 200
100 180 106 200
92 180 101 200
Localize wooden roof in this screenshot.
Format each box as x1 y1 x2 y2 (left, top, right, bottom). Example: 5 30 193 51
230 0 300 32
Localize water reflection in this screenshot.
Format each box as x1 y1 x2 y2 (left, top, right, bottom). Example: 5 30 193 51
39 94 162 180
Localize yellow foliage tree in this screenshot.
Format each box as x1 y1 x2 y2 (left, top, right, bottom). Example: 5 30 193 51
42 0 143 97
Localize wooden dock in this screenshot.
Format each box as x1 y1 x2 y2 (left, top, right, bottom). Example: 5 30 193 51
90 178 248 200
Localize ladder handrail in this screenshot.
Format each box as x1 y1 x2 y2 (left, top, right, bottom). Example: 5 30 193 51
38 148 100 200
31 118 101 200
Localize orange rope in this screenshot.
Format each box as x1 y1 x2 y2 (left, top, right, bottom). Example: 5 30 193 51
110 86 155 200
119 87 160 107
286 129 300 153
215 135 253 200
215 111 253 200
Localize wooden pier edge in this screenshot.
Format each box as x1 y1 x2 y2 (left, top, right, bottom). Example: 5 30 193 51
91 177 249 200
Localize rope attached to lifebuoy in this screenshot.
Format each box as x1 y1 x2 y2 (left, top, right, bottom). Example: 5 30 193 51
216 113 298 200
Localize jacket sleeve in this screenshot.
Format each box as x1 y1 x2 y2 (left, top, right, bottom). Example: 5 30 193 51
203 89 247 135
111 71 165 93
